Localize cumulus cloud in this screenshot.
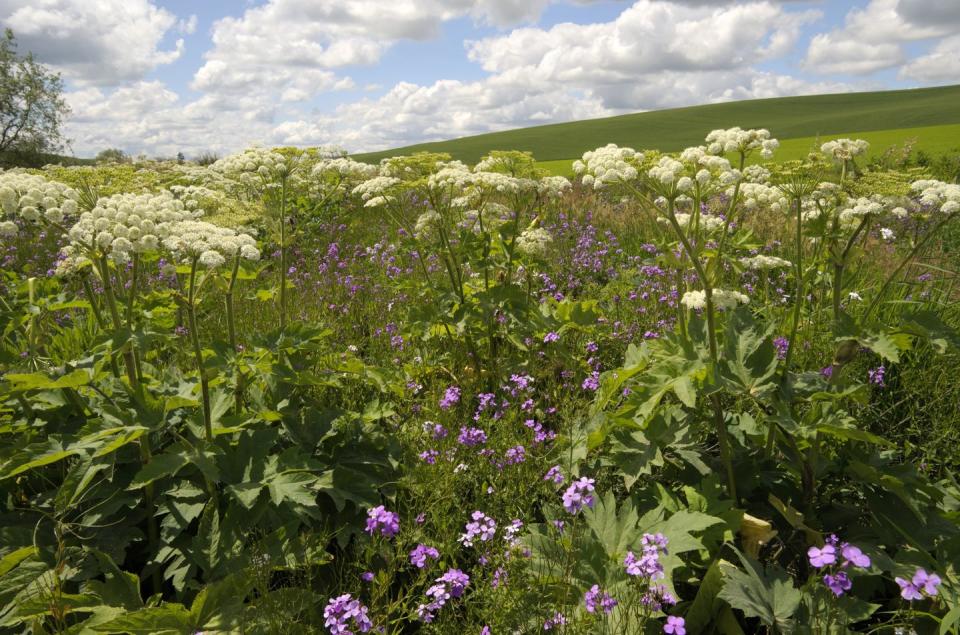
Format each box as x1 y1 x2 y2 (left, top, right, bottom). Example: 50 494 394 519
59 0 940 158
0 0 184 85
803 0 960 76
900 34 960 82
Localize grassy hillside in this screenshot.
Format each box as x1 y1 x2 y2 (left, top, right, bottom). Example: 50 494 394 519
352 84 960 165
537 122 960 176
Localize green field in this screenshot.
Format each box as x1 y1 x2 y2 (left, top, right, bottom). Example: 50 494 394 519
536 122 960 176
352 84 960 165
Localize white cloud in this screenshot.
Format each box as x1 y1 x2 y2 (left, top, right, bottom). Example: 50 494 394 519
803 0 960 76
899 34 960 82
1 0 184 85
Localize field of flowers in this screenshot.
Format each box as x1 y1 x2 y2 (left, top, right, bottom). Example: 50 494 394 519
1 129 959 634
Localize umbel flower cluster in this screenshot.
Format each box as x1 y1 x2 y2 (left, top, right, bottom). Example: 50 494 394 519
64 190 259 269
0 171 80 236
821 138 870 162
573 143 641 189
705 127 780 158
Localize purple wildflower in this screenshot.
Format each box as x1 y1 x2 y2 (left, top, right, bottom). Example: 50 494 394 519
663 616 686 635
324 593 373 634
544 465 565 485
584 585 617 614
439 386 461 410
460 511 497 547
543 331 560 343
562 477 596 514
807 544 836 569
409 544 440 568
458 426 487 447
365 505 400 538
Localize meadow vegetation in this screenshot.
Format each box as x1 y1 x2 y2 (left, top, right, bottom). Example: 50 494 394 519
1 127 959 634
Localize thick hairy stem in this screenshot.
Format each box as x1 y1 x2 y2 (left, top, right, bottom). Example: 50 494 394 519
226 255 243 414
187 258 213 441
832 216 871 330
664 199 737 500
98 256 139 393
278 176 288 333
781 196 805 377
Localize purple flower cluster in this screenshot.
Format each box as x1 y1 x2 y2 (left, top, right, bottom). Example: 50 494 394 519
439 385 461 410
807 535 871 597
625 533 668 580
460 511 497 547
543 612 567 630
504 445 526 465
663 616 686 635
868 365 886 387
417 568 471 623
896 568 941 601
584 584 617 614
562 477 596 514
458 426 488 447
324 593 372 634
544 465 565 485
365 505 400 538
409 543 440 568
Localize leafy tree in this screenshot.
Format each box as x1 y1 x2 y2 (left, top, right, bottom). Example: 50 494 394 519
0 29 70 155
96 147 130 164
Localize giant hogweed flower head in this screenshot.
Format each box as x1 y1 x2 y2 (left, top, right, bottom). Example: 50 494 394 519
312 158 378 195
66 191 203 263
735 183 788 212
837 196 885 230
352 176 401 208
515 226 553 259
705 127 779 159
0 171 79 230
821 138 869 163
681 289 749 311
162 220 260 268
911 179 960 214
573 144 642 190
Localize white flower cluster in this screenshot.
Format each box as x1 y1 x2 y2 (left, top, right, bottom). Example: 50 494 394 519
473 171 537 195
515 227 553 258
427 162 474 190
705 128 779 159
414 210 442 240
911 179 960 214
0 172 79 236
742 164 771 184
665 213 727 233
681 288 750 311
352 176 401 208
737 183 788 212
573 144 641 189
67 191 202 263
838 197 884 229
821 138 870 162
212 147 290 183
648 156 686 186
740 254 792 270
162 219 260 268
312 157 378 181
538 176 572 199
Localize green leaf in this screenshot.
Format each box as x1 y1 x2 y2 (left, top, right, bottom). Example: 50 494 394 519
717 549 800 632
93 605 193 634
684 559 733 634
190 573 251 631
267 472 318 508
720 307 778 398
0 546 36 577
4 369 90 391
129 452 189 490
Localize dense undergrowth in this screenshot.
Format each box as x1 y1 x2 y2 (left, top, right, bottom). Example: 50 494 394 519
1 132 959 634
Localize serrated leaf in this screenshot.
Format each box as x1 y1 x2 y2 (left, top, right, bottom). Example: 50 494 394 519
129 452 189 489
4 369 90 391
717 549 800 632
93 605 193 634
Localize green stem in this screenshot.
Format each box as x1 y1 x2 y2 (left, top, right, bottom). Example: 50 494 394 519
781 196 805 378
97 256 140 393
664 199 737 501
187 257 213 441
278 176 288 333
226 255 242 414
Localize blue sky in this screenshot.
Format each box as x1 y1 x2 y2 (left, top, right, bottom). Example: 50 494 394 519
2 0 958 157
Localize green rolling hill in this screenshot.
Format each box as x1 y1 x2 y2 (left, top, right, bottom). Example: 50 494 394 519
351 84 960 166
